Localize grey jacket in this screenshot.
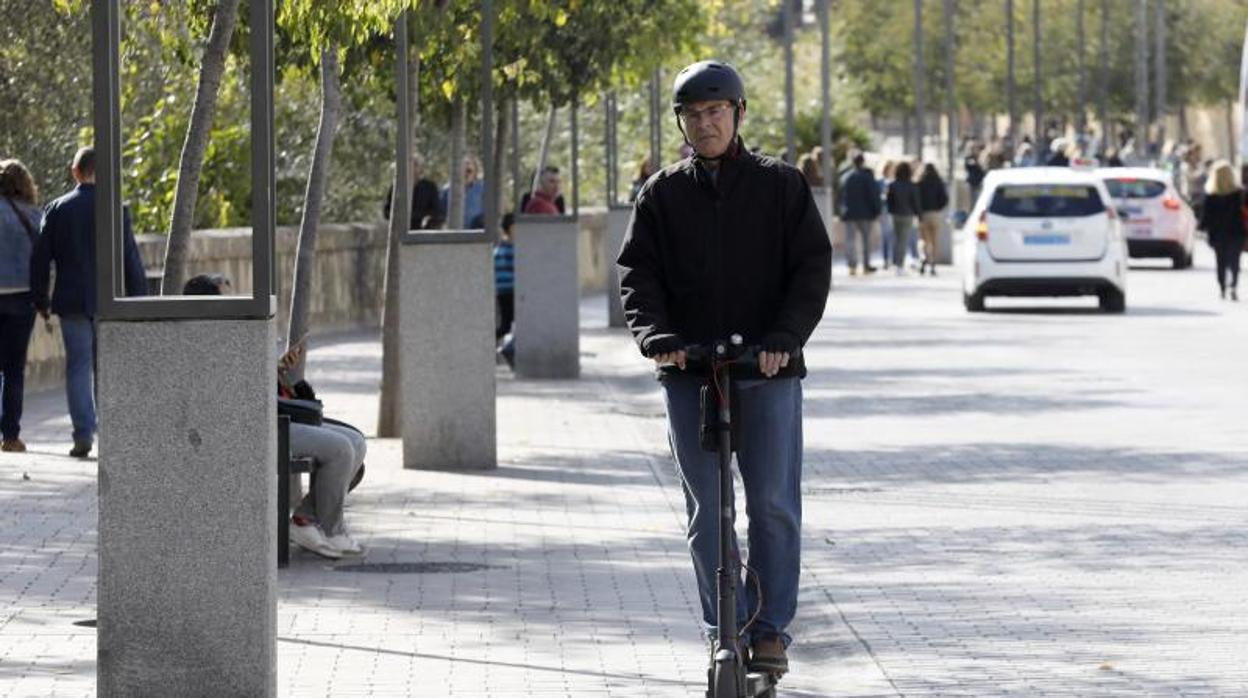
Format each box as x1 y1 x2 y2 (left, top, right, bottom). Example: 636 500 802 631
0 198 44 291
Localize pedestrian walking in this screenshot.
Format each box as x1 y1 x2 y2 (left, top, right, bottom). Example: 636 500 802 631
29 147 148 458
494 212 517 368
439 155 485 228
917 163 949 276
878 161 895 270
383 153 445 230
523 166 562 215
0 159 43 453
886 161 922 274
837 151 881 275
1197 160 1245 301
964 142 986 206
617 59 831 680
629 156 654 203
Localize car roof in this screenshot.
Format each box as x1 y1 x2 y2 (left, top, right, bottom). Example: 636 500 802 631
982 166 1105 187
1094 167 1171 182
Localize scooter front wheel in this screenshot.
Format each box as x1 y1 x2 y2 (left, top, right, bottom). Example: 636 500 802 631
713 658 739 698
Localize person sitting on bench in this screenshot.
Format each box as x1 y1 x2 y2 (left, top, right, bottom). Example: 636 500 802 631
184 273 367 560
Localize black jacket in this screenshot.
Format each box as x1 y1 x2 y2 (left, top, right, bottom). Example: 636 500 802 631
918 175 949 212
1199 191 1245 246
887 179 922 216
617 141 832 379
30 184 147 316
384 179 445 230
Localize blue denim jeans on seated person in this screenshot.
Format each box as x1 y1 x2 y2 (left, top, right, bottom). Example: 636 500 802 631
661 373 803 647
59 314 97 443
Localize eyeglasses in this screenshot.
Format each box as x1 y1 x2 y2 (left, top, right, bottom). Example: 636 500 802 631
678 103 732 126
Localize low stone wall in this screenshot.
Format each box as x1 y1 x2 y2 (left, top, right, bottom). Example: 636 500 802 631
25 211 614 392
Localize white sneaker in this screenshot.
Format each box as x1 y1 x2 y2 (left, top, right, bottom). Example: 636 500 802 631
290 521 342 559
327 531 365 556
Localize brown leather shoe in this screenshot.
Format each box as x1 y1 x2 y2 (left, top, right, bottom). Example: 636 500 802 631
748 636 788 677
1 438 26 453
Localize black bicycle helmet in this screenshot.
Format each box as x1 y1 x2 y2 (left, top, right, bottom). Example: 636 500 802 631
671 60 746 113
672 60 746 159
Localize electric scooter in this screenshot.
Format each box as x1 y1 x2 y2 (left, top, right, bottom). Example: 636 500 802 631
683 335 787 698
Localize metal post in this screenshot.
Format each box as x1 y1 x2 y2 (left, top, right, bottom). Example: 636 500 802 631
1135 0 1149 154
394 12 411 240
511 98 520 212
1153 0 1166 149
571 94 579 216
1033 0 1043 159
651 69 664 169
605 93 616 206
1007 0 1016 149
944 0 956 183
481 0 496 240
1100 0 1110 152
1077 0 1086 139
913 0 926 159
783 0 795 164
93 0 123 308
819 0 832 186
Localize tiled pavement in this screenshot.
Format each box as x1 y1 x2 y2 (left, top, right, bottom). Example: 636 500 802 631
2 247 1246 696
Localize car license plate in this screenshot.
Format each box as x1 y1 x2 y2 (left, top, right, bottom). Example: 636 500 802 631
1024 233 1071 245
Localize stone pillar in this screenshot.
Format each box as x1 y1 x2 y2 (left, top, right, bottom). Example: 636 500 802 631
97 318 276 697
400 232 496 470
514 216 580 378
605 205 631 328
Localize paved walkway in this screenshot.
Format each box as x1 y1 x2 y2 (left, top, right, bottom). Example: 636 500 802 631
2 247 1247 696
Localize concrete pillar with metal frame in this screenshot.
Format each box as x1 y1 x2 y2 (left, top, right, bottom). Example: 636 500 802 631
93 1 277 695
395 5 497 470
514 96 581 379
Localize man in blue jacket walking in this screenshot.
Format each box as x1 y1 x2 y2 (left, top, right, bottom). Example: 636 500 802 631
837 152 881 275
30 147 147 458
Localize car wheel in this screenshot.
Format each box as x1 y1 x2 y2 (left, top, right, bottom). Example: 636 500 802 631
1171 251 1186 269
1183 251 1194 269
963 290 985 312
1099 288 1126 313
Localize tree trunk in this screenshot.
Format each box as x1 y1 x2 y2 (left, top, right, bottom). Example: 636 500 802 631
286 47 342 380
161 0 240 295
447 96 466 228
377 49 419 438
532 105 557 195
913 0 926 160
493 95 510 221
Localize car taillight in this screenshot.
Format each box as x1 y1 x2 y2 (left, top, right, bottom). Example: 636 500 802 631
1162 197 1181 210
975 211 989 241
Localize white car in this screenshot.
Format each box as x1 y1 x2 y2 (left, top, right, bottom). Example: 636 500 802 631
1097 167 1196 269
961 167 1128 313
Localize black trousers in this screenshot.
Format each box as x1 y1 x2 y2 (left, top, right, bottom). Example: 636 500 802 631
496 291 515 340
1213 237 1244 291
0 292 36 440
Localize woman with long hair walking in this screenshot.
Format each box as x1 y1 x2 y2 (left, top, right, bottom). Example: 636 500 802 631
1198 160 1245 301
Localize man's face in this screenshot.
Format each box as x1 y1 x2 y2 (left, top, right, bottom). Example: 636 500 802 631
678 100 739 159
463 159 477 183
540 172 561 197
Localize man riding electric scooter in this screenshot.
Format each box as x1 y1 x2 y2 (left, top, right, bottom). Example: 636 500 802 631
617 60 831 689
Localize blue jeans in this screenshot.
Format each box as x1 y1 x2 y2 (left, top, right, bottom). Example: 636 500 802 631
661 374 803 646
60 314 97 443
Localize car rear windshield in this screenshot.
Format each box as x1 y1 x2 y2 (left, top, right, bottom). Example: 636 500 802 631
1103 178 1167 199
988 185 1107 218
